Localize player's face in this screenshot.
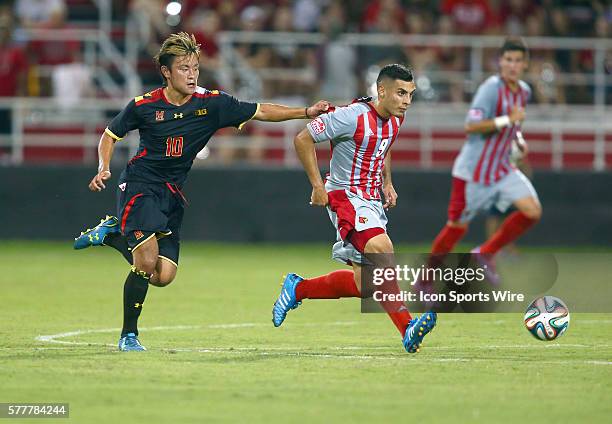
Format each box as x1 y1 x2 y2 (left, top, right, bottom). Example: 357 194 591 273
499 50 527 83
164 54 199 96
379 79 416 118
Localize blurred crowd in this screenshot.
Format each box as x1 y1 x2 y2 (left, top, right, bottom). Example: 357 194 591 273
0 0 610 106
174 0 611 37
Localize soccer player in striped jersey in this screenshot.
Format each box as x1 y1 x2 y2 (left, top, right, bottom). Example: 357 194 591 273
272 64 437 354
429 37 541 279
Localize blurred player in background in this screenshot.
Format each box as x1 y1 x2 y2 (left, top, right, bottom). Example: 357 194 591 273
73 32 330 351
272 64 437 354
428 37 541 280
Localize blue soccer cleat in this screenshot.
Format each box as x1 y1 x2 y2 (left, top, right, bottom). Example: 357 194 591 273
73 215 120 249
402 311 437 353
272 273 303 327
118 333 147 351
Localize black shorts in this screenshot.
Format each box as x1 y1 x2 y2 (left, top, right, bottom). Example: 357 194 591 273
117 181 185 266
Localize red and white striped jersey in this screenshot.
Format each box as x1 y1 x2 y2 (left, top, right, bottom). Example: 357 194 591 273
307 101 404 200
452 75 532 184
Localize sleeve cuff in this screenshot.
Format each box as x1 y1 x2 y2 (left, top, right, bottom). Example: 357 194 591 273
105 127 123 141
237 103 260 131
305 119 327 144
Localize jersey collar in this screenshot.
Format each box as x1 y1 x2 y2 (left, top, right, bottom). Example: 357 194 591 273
366 102 391 121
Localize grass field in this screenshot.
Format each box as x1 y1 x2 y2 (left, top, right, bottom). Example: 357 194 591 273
1 241 611 423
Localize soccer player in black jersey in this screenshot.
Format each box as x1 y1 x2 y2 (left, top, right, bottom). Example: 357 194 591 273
74 32 330 351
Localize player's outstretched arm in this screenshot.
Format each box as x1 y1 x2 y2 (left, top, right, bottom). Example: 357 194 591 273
89 132 116 192
465 105 525 134
294 128 328 207
253 100 331 122
382 152 398 209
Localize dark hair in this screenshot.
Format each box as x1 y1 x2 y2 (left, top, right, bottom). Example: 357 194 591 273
376 64 413 85
154 32 201 86
500 37 528 56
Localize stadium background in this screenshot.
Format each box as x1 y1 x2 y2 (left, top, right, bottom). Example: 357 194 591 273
0 0 610 245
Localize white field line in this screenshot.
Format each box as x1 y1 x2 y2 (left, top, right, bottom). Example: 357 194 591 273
34 321 360 345
33 322 360 347
27 323 612 365
34 325 201 347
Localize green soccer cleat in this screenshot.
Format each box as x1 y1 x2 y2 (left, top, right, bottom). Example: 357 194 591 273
73 215 120 249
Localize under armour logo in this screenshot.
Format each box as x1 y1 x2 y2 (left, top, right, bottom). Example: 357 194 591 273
88 233 100 242
174 113 183 119
134 303 143 308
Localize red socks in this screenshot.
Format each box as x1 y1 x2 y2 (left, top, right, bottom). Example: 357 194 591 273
479 211 538 255
295 270 360 300
295 269 411 336
431 212 537 256
379 293 412 336
431 225 467 254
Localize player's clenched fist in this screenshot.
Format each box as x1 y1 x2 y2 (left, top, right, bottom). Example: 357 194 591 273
310 186 328 207
382 183 398 209
89 170 111 192
307 100 332 118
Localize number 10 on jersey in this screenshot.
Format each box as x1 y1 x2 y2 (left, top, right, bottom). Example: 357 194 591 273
165 136 184 157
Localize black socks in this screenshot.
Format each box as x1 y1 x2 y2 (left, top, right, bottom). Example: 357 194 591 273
122 266 150 336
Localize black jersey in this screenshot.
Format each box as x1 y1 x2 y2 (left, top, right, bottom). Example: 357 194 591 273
105 86 258 186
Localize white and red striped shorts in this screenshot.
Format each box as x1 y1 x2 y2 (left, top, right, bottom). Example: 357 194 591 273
326 189 388 265
448 169 538 224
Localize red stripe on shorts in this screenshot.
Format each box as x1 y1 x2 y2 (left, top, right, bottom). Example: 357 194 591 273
349 227 385 253
121 193 144 233
327 190 356 241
